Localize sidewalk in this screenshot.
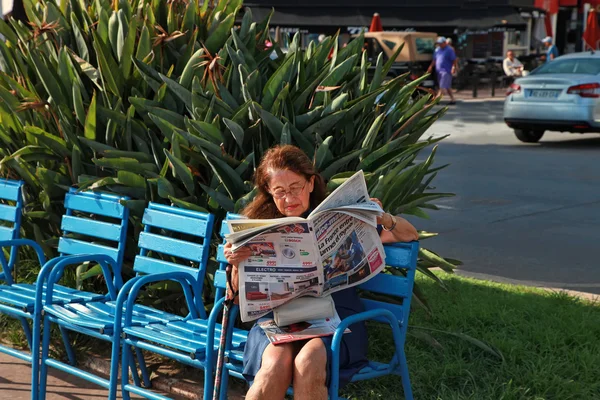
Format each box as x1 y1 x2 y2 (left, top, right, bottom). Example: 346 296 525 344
0 352 133 399
452 88 507 102
0 350 246 399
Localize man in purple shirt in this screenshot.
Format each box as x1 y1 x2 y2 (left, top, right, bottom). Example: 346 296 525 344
427 36 457 104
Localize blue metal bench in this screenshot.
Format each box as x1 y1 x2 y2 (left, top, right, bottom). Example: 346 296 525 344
0 187 130 400
211 214 418 400
38 202 215 400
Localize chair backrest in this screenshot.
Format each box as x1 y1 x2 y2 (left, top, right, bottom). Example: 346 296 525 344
59 188 129 267
215 213 245 299
133 202 214 289
0 179 24 283
358 241 419 340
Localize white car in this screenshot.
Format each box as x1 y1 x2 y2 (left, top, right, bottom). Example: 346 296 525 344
503 52 600 143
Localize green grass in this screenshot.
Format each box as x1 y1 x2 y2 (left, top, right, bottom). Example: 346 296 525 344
343 273 600 400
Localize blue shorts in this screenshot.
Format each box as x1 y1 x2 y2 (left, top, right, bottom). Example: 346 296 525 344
437 70 453 89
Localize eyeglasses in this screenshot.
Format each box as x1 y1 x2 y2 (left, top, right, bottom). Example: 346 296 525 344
270 181 307 199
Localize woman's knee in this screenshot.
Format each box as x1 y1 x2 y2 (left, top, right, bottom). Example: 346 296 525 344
294 339 327 376
261 344 294 378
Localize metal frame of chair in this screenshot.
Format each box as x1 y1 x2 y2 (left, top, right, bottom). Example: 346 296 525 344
32 189 130 399
0 187 130 400
39 202 215 400
210 214 418 400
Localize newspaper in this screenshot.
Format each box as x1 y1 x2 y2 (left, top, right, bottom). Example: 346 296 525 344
257 310 350 345
227 170 387 323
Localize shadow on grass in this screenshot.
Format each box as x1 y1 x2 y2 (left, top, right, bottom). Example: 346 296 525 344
343 273 600 400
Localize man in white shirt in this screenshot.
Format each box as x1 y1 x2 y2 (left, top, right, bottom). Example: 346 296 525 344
503 51 523 78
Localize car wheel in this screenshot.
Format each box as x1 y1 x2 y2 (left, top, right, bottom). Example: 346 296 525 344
514 129 544 143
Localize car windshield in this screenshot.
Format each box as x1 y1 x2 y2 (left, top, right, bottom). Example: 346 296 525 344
532 58 600 75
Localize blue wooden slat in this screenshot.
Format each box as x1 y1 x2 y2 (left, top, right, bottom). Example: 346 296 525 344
94 301 183 323
359 274 410 298
124 325 207 356
44 304 112 331
61 216 123 242
216 245 227 264
138 232 206 263
184 319 248 345
384 243 416 270
0 290 32 311
58 238 120 260
0 285 83 309
12 283 104 302
64 192 126 219
361 299 404 323
220 213 245 237
142 208 210 238
0 204 18 223
133 255 200 277
214 269 227 290
0 180 22 201
0 226 15 241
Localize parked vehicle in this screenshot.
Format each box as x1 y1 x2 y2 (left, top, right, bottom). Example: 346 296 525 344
504 52 600 143
359 32 437 89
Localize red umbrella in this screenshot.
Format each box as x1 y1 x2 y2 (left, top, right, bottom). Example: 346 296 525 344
369 13 383 32
583 9 600 51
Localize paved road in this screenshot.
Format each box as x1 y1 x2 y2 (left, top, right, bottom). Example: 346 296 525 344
412 99 600 294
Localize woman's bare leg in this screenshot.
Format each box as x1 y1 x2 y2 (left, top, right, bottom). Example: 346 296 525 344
293 338 327 400
246 343 295 400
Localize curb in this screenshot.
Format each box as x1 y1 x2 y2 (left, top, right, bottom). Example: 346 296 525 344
82 355 246 400
450 269 600 303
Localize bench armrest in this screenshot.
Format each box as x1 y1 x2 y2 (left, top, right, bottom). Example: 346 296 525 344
330 308 404 391
0 239 47 283
43 254 121 303
114 272 202 330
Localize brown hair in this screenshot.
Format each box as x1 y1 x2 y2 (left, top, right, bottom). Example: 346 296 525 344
242 145 328 219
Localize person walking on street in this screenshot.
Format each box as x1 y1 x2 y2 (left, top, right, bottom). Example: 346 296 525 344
503 50 523 84
543 36 559 63
428 36 457 104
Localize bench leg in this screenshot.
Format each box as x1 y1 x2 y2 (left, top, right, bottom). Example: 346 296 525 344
59 325 76 366
18 317 32 349
38 314 52 400
121 342 133 400
30 312 42 400
399 351 413 400
219 368 229 400
135 347 151 387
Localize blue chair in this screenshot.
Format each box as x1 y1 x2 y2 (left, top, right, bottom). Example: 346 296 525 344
39 202 215 400
211 214 418 400
0 187 130 400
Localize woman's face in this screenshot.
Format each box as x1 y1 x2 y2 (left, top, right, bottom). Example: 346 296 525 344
268 169 314 217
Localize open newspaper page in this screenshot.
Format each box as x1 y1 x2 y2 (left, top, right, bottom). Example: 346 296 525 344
257 311 350 345
313 212 386 296
235 221 324 322
309 170 382 226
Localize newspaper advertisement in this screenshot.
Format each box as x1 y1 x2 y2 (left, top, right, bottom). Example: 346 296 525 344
228 170 387 323
257 310 350 345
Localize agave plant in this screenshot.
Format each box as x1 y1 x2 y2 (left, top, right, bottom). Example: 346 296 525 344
0 0 457 308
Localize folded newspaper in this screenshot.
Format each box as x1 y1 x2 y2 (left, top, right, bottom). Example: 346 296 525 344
257 310 350 345
227 170 387 323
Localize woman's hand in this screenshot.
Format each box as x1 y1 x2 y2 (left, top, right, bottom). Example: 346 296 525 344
371 198 385 225
224 243 252 301
224 242 252 267
371 198 419 243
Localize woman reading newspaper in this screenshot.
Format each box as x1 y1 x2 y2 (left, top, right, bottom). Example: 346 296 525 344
224 145 418 400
